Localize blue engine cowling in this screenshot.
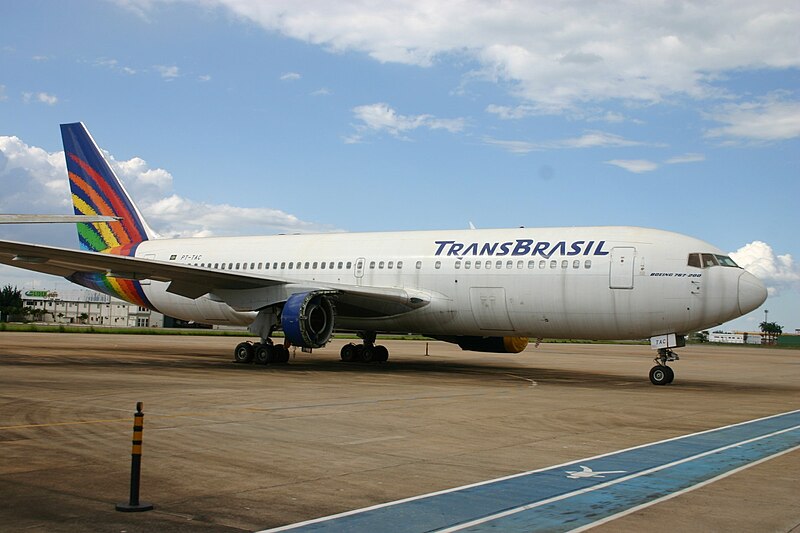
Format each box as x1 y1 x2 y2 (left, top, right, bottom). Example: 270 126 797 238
281 291 336 348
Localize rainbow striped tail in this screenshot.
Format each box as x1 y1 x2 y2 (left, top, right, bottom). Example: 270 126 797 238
61 122 156 253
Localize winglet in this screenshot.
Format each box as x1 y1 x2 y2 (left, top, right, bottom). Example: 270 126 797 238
61 122 157 252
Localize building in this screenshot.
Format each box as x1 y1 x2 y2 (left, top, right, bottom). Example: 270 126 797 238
22 288 163 328
708 331 763 345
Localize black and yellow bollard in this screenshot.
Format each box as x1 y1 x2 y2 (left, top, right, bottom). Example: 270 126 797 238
116 402 154 512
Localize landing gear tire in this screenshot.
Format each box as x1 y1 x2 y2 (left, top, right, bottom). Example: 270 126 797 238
649 365 673 386
360 346 375 363
273 345 290 364
374 345 389 362
341 343 357 362
234 342 254 363
255 344 273 365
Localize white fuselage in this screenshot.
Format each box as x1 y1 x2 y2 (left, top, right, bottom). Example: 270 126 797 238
132 226 758 340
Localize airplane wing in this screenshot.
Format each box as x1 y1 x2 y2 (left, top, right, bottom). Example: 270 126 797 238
0 240 430 315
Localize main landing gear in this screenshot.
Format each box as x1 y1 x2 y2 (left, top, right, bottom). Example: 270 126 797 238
234 339 290 365
340 331 389 363
649 348 679 386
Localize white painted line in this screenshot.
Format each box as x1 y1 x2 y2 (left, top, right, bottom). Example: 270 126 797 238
259 408 800 533
569 443 800 532
435 425 800 532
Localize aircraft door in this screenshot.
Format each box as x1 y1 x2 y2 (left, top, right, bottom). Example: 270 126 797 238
609 247 636 289
470 287 514 331
354 257 365 286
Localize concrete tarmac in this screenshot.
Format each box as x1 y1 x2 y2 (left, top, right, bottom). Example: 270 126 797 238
0 332 797 532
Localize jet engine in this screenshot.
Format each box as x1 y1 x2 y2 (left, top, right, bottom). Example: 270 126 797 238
281 291 336 348
443 335 529 354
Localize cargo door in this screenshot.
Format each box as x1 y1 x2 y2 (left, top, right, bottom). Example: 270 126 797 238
609 247 636 289
470 287 514 331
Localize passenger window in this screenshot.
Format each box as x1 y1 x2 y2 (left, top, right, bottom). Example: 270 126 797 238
304 262 310 269
496 260 503 269
236 263 241 269
455 261 461 269
229 263 234 270
464 261 471 269
573 260 580 269
288 263 293 269
517 260 523 269
688 253 701 268
369 261 376 269
273 262 278 269
257 263 262 269
329 262 335 269
561 260 568 269
585 260 592 269
379 261 385 269
528 260 535 269
397 261 403 269
280 262 285 269
475 260 481 269
242 263 247 270
320 262 326 269
506 260 513 269
485 260 492 269
539 260 546 269
416 261 422 269
250 263 255 269
550 260 557 269
388 261 393 269
435 260 442 269
338 262 344 269
346 262 352 269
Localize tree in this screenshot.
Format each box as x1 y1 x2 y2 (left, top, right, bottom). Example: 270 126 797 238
0 285 23 323
759 321 783 345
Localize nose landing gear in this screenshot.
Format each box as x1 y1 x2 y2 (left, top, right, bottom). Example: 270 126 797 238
649 348 679 385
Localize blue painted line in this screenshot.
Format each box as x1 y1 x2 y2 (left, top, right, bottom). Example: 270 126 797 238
262 410 800 533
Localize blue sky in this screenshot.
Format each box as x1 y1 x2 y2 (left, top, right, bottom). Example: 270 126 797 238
1 0 798 333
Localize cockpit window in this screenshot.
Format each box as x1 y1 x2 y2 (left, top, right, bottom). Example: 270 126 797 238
690 253 741 269
715 255 739 268
701 253 719 268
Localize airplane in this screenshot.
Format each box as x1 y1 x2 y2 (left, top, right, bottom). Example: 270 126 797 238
0 123 767 385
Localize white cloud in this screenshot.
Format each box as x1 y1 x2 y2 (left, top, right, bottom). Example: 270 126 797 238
706 93 800 142
93 57 138 75
605 159 658 173
198 74 212 82
155 65 180 80
0 134 333 244
731 241 800 296
280 72 301 81
125 1 800 112
22 92 58 105
311 87 331 96
485 130 647 153
351 103 466 140
665 153 705 164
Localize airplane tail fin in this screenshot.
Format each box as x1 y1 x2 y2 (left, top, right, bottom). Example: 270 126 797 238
60 122 157 253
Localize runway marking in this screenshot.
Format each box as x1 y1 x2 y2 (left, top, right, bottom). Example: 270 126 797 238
260 409 800 533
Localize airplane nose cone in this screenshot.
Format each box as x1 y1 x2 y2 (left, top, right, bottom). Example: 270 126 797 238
738 271 768 315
